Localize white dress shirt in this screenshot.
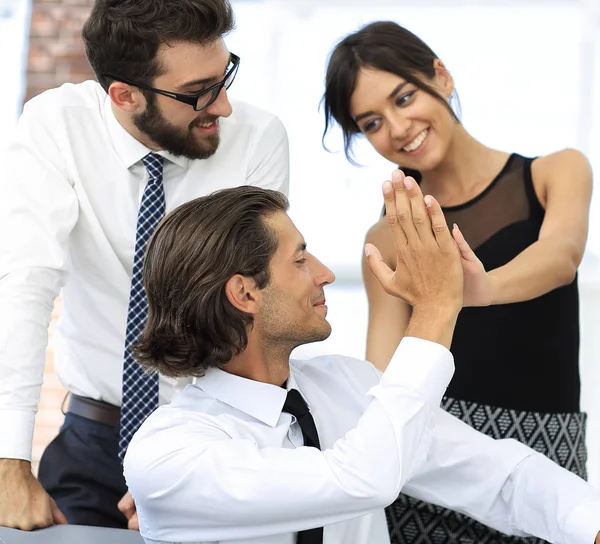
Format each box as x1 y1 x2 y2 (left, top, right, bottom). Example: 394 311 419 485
0 80 290 461
124 337 600 544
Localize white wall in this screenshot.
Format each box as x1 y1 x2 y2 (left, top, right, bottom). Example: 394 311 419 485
227 0 600 273
0 0 30 152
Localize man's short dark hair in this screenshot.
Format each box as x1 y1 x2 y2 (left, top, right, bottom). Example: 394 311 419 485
82 0 235 92
133 186 289 377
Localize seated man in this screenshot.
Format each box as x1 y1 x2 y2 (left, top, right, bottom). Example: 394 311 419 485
124 173 600 544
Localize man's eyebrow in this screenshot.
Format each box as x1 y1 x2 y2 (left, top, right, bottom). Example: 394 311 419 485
354 82 409 123
174 55 233 91
174 76 219 91
294 242 307 254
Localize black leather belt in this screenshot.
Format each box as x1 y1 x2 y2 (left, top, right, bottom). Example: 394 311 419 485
67 393 120 427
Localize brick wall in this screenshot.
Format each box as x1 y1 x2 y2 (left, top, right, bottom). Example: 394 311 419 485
25 0 94 102
27 0 95 474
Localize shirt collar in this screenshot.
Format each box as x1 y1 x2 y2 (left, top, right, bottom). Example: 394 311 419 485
104 95 189 170
194 366 305 428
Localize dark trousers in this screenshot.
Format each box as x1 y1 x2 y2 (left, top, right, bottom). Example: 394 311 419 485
37 412 128 528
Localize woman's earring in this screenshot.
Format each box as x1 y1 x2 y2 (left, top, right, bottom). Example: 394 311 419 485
448 89 462 121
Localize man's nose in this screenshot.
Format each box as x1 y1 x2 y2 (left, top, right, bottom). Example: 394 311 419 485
206 87 233 118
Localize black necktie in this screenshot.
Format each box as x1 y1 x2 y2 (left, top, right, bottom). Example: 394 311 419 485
282 389 323 544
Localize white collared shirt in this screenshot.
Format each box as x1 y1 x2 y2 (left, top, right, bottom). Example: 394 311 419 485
0 80 290 461
124 338 600 544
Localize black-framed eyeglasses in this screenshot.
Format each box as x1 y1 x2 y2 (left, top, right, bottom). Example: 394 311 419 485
104 53 240 111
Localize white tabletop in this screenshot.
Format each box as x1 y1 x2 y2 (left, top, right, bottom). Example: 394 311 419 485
0 525 144 544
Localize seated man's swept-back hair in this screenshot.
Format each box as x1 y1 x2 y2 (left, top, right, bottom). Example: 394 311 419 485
133 186 289 377
82 0 235 92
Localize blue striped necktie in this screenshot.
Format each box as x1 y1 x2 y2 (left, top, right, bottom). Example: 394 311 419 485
119 153 165 460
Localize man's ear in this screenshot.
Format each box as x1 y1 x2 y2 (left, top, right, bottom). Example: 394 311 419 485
225 274 260 314
432 58 455 99
108 81 145 113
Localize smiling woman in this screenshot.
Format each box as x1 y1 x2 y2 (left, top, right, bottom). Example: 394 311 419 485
321 18 593 544
324 22 459 169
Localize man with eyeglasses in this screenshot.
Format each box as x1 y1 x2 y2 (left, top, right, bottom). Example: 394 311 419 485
0 0 288 533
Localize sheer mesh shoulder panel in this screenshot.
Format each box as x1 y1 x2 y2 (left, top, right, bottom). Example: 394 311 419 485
443 155 530 250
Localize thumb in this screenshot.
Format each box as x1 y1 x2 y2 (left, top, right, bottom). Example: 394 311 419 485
118 491 136 519
365 243 394 292
51 499 68 525
127 512 140 531
452 224 477 262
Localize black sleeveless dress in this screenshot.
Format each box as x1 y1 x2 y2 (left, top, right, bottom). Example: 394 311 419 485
385 154 587 544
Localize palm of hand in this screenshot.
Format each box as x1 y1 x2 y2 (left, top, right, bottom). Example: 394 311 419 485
449 225 494 307
460 251 493 307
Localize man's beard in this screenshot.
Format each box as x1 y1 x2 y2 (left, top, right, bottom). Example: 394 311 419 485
133 95 220 160
260 288 333 353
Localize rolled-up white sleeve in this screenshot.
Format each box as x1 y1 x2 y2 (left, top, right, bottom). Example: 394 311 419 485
124 337 454 543
402 409 600 543
0 98 78 461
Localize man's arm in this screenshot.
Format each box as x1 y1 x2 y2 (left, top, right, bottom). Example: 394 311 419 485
0 96 78 528
403 409 600 543
245 116 290 195
125 336 453 542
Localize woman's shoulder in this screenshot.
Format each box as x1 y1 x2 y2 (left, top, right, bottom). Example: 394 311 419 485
365 216 395 266
529 148 592 204
531 148 591 178
365 215 388 240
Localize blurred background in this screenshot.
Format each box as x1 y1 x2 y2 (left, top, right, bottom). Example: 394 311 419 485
1 0 599 487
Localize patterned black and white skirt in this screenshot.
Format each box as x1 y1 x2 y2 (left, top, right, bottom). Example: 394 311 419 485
386 396 588 544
